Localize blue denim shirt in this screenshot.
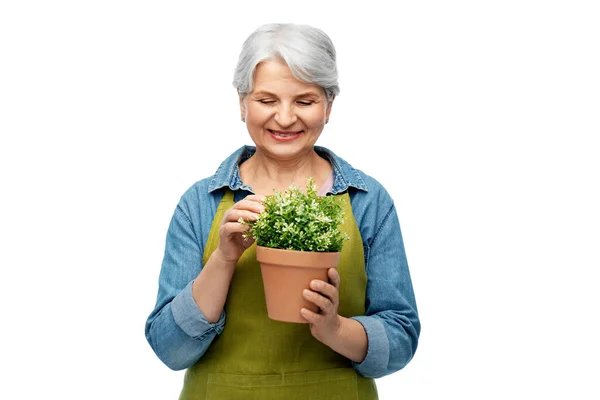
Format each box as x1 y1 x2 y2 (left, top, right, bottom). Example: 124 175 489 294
145 145 420 378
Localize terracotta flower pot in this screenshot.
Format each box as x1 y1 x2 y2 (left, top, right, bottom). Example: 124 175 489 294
256 246 340 323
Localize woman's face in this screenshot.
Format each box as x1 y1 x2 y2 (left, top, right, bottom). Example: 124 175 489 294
240 58 333 161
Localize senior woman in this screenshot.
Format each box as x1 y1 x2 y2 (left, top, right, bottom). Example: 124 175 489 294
145 23 420 399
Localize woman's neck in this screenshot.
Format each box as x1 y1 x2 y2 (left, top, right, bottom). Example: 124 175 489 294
240 148 332 195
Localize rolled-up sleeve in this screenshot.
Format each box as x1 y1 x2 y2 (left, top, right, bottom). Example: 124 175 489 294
350 316 390 377
172 281 225 339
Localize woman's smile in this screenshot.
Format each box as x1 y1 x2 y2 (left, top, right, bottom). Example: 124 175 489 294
269 129 304 140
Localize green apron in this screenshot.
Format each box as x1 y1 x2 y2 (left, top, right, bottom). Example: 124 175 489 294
179 190 378 399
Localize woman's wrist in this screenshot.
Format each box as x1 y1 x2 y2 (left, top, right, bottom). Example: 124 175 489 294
318 316 368 363
191 248 237 323
211 247 240 268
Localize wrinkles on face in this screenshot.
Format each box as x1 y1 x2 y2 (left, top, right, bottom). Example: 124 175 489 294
240 59 332 161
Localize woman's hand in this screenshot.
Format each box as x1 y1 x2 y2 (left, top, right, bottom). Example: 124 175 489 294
301 268 342 344
215 195 265 263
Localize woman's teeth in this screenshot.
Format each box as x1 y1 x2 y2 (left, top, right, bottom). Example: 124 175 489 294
272 131 299 137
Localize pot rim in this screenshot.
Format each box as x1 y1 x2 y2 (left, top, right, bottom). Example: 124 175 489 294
256 245 341 268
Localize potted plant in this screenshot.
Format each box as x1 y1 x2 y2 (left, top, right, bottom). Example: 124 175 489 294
241 177 349 323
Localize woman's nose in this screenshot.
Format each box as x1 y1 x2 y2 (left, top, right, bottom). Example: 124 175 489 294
274 104 297 127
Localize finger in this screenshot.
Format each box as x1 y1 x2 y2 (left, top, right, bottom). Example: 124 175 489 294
233 197 266 213
303 289 333 313
243 194 267 203
232 202 264 215
220 221 251 236
223 209 261 224
309 279 338 304
327 268 340 289
300 307 323 324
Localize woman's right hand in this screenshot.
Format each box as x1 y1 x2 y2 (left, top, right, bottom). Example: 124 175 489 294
215 194 265 263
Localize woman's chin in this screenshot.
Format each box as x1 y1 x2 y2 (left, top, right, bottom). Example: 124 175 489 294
259 143 313 160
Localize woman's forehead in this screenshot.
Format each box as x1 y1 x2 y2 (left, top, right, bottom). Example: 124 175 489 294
252 60 324 97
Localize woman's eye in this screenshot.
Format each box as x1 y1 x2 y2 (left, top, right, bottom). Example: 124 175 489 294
259 100 276 104
297 101 314 106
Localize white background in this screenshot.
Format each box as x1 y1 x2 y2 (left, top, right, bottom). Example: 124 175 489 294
1 1 599 399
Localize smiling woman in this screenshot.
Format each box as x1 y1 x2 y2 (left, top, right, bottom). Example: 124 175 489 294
144 23 420 400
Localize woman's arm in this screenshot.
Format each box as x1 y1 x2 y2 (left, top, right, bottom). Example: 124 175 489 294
351 203 421 378
145 206 224 371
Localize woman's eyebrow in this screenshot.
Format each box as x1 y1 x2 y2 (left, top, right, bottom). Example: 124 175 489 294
252 91 276 97
295 91 321 98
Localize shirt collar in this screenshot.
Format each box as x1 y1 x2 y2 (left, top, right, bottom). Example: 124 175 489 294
207 145 368 194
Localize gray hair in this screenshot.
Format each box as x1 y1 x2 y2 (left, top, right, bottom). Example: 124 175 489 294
233 23 339 101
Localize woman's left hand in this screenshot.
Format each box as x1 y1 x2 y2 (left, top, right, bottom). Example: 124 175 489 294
301 268 342 343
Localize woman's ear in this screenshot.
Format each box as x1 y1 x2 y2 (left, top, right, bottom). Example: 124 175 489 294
239 92 247 122
325 95 335 122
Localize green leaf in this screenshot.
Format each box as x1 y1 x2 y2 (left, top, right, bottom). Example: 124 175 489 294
241 177 349 252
